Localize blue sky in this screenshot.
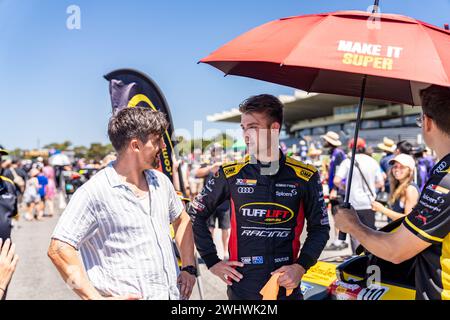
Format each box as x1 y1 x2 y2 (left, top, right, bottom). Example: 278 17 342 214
1 0 449 150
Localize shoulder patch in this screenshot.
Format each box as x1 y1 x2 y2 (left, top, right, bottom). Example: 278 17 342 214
0 176 15 186
222 154 250 168
285 164 316 182
222 155 250 179
285 156 317 182
285 156 318 172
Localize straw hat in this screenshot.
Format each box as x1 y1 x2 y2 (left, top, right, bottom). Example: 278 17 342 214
377 137 396 153
320 131 342 147
308 145 322 157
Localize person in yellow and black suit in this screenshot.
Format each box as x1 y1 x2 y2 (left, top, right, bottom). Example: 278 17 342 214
0 147 18 242
0 146 19 300
188 95 330 300
335 85 450 300
403 152 450 299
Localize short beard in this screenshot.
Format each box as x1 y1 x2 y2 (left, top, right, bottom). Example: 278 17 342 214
151 156 160 169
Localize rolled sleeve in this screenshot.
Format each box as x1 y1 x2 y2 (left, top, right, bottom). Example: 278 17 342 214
403 182 450 244
335 159 349 180
52 187 97 249
167 180 184 223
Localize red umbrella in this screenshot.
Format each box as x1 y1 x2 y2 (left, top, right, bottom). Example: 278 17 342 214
201 10 450 105
200 9 450 207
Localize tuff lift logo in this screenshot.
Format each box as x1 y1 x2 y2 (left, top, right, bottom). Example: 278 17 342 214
240 202 294 225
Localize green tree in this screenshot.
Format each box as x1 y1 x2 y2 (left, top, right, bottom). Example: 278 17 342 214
9 148 23 159
86 143 114 161
44 140 72 151
73 145 88 158
174 136 191 156
211 133 235 150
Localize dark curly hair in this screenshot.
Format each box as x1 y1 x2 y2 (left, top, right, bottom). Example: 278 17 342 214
108 107 168 153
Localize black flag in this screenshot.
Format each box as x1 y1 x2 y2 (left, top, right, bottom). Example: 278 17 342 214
104 69 183 192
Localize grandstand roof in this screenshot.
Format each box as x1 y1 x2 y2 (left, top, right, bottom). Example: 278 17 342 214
207 90 390 125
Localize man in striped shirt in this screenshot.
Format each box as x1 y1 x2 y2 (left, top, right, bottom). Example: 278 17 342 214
48 107 196 300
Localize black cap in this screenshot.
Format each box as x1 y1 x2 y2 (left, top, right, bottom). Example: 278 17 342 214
0 145 8 156
411 145 426 156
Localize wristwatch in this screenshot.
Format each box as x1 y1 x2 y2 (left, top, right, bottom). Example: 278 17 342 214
181 265 197 276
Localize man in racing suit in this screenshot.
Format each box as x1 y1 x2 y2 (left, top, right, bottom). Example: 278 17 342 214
335 85 450 300
0 147 18 300
188 94 330 300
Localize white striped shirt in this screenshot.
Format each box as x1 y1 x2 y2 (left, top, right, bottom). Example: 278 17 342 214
52 163 184 300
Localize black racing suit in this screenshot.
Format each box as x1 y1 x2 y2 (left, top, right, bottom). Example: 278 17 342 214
187 153 330 300
402 152 450 300
0 173 18 301
0 174 18 241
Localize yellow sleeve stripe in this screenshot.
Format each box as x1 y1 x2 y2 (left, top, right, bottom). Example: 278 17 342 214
404 217 443 243
222 161 251 178
222 155 250 168
0 176 15 186
285 157 318 172
223 160 249 168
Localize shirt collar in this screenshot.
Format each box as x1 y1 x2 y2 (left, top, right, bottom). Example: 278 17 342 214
104 162 123 188
105 161 156 188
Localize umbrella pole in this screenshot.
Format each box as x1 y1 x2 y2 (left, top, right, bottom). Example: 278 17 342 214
343 75 367 208
372 0 380 13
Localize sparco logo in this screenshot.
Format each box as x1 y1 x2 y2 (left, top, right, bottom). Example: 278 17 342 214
238 187 254 194
240 202 294 225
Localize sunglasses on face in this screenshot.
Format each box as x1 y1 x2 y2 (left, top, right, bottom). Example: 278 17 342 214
416 112 433 128
416 113 424 128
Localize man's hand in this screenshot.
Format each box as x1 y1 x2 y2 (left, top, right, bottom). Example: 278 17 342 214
333 205 361 234
329 188 338 200
272 264 305 290
210 260 244 286
177 271 196 300
0 238 19 293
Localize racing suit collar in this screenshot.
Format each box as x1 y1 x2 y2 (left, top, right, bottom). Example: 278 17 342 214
249 149 286 176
